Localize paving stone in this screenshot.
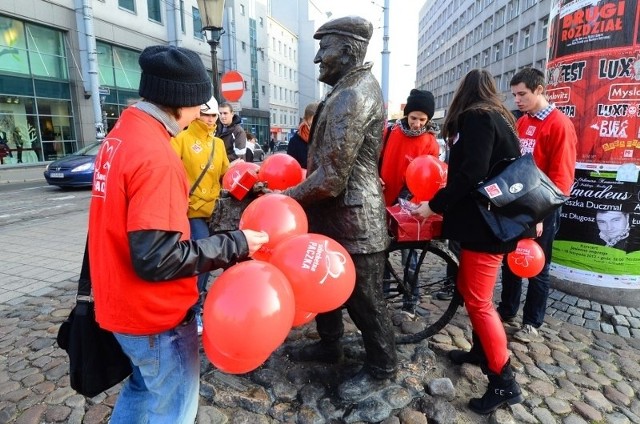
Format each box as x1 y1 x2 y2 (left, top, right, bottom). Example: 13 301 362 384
532 407 557 424
601 323 616 334
583 389 614 412
562 295 579 306
591 302 602 313
617 326 632 338
604 385 631 407
545 396 572 414
562 413 589 424
615 306 631 316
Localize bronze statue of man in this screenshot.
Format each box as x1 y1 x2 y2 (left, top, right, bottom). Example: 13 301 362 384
284 16 397 401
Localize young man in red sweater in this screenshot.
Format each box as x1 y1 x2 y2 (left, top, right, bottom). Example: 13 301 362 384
498 67 577 343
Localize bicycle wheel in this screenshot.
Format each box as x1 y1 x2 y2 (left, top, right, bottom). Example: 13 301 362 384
384 240 463 343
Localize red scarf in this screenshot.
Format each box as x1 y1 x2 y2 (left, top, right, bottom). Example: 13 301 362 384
298 122 310 143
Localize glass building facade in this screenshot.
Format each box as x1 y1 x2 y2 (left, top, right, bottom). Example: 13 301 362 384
0 16 75 164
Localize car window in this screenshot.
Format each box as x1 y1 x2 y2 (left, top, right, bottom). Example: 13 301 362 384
74 142 102 156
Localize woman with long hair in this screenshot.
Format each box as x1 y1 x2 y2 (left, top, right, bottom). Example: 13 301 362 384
412 69 524 414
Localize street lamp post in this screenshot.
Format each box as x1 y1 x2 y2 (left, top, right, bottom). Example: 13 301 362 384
196 0 225 101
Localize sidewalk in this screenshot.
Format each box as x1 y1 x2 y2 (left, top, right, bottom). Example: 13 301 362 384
1 208 640 423
0 164 47 184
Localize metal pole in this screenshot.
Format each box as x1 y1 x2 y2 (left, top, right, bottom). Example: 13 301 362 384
381 0 390 114
209 40 221 101
206 27 223 101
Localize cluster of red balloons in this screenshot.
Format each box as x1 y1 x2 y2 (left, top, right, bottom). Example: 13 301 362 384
202 193 356 374
507 239 545 278
405 155 448 202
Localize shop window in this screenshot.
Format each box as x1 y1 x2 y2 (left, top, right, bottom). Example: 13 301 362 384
113 47 142 90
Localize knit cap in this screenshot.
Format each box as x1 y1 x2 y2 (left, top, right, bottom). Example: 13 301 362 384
404 89 435 120
138 45 212 107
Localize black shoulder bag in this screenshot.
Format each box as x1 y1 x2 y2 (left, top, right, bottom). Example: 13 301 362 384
56 240 132 397
474 115 568 242
475 154 568 242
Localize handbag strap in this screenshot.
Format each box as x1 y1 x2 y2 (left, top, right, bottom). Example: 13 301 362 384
77 237 92 300
189 141 216 196
498 113 520 140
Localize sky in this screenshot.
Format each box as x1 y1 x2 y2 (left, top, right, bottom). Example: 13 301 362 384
312 0 424 115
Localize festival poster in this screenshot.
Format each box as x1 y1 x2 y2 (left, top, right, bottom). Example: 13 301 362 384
547 50 640 164
548 0 637 60
551 167 640 287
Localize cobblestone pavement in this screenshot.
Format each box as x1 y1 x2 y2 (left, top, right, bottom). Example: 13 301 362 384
2 210 640 423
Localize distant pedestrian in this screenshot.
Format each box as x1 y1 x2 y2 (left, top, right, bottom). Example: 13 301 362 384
269 137 276 153
216 102 246 162
287 102 319 169
88 45 267 424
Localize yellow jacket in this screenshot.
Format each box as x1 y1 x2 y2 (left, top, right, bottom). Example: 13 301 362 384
171 119 229 219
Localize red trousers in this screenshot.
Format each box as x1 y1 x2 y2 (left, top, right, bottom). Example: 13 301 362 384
457 249 509 374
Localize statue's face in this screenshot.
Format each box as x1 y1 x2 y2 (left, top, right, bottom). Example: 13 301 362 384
314 35 347 86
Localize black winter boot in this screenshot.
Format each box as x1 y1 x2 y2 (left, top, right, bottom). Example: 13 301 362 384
468 360 524 414
449 331 486 365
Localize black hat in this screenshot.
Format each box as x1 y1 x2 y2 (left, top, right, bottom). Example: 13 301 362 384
314 16 373 42
138 45 212 108
404 89 435 119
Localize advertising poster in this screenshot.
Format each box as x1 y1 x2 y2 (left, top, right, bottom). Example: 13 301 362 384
552 167 640 287
548 0 637 60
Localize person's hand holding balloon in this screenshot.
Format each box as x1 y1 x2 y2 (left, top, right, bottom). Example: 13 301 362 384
241 230 269 257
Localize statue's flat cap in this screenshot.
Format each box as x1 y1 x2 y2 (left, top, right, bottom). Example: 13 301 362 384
314 16 373 42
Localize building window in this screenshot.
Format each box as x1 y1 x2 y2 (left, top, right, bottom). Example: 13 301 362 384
179 0 185 33
242 41 246 51
539 16 549 41
262 85 266 95
507 0 520 20
259 17 264 26
493 42 502 62
507 35 515 56
192 8 203 39
240 4 245 15
118 0 135 12
521 27 531 49
495 7 505 28
147 0 162 22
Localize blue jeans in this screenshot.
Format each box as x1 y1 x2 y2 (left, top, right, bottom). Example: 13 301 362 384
498 208 561 328
190 218 211 314
110 317 200 424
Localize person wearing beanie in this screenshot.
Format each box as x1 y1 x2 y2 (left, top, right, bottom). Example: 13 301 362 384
378 88 440 317
287 102 319 169
171 96 230 335
87 45 268 423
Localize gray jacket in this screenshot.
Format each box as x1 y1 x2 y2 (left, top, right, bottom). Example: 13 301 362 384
286 63 389 254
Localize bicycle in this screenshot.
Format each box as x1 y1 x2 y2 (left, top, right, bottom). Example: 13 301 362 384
383 237 463 344
210 190 463 345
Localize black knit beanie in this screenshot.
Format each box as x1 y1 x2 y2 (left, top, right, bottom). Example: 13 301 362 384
138 45 212 107
404 89 435 120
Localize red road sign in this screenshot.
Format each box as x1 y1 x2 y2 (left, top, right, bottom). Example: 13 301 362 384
220 70 245 102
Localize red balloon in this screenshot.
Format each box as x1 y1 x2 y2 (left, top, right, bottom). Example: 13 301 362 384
222 161 260 191
202 328 269 374
258 154 303 190
405 155 448 202
202 261 295 359
292 308 317 327
507 239 545 278
239 193 308 261
269 233 356 313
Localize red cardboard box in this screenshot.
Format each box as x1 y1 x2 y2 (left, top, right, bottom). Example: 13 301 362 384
386 205 443 241
229 170 259 200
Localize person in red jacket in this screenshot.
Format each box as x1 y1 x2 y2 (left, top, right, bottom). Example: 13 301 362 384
379 89 439 207
497 67 577 343
379 89 439 316
88 45 268 423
